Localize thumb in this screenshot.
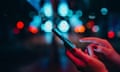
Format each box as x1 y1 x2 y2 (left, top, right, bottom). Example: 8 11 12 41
87 44 95 57
87 44 98 58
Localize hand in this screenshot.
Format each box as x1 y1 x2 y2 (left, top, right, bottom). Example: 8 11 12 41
80 37 120 66
66 47 108 72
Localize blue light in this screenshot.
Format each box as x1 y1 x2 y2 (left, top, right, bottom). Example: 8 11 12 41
67 10 73 17
100 8 108 15
69 15 83 27
58 2 69 17
88 15 96 19
58 20 70 32
41 20 53 32
43 3 53 17
59 48 68 70
117 31 120 37
83 0 90 8
45 33 53 44
75 10 83 17
27 0 41 11
30 15 41 27
88 13 96 19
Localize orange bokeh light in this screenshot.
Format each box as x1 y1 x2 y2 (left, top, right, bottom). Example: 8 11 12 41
74 25 86 33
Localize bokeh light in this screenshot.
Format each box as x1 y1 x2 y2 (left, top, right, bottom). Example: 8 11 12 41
45 33 53 44
43 3 53 17
58 20 70 32
75 10 83 17
117 31 120 37
16 21 24 29
108 31 115 39
100 8 108 15
86 20 95 29
92 25 100 32
41 20 53 32
58 2 69 17
88 15 96 19
13 28 20 34
30 15 41 28
67 9 73 17
88 13 96 19
69 15 83 27
74 25 86 33
27 0 41 11
28 26 39 34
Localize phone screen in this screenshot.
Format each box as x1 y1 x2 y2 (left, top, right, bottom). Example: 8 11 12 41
52 28 76 51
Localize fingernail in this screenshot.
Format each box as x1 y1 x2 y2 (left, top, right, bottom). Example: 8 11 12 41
87 47 92 56
79 40 84 42
94 49 100 52
79 40 91 42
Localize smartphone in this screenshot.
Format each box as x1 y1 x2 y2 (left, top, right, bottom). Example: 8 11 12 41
52 28 93 55
52 28 76 51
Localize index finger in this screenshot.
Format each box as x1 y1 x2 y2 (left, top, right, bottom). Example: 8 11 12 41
79 37 104 43
80 37 112 48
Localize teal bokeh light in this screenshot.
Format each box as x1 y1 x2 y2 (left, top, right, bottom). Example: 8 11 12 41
58 2 69 17
58 20 70 32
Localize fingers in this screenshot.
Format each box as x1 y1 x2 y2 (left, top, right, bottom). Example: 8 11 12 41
79 37 104 44
66 47 100 68
66 48 86 67
94 45 108 55
84 49 88 54
80 37 112 48
87 44 97 58
84 44 98 58
73 48 93 63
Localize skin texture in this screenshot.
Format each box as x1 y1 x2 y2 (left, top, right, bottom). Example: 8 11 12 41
80 37 120 66
66 47 108 72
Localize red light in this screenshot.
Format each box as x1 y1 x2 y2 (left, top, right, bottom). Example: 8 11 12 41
13 28 20 34
74 25 86 33
86 21 95 29
16 21 24 29
28 26 38 34
108 31 115 39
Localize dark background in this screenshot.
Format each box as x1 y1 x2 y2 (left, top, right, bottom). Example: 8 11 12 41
0 0 120 72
